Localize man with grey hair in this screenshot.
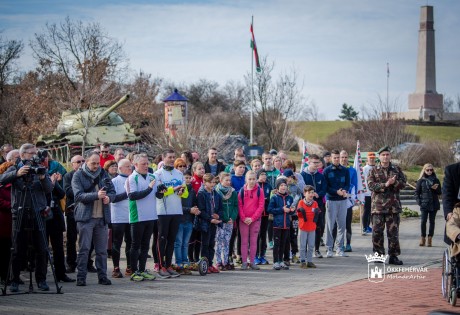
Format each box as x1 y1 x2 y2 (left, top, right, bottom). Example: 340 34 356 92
0 143 53 292
72 152 116 286
113 148 126 163
6 149 19 163
110 158 133 278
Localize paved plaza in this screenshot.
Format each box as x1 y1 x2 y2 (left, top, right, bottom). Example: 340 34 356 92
0 205 452 314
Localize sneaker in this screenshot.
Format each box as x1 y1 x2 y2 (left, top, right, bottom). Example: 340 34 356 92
300 262 308 269
225 264 232 271
314 250 323 258
249 263 260 270
37 281 49 291
167 267 180 278
208 266 220 273
112 267 123 278
291 255 300 264
130 271 144 282
268 241 274 249
307 262 317 268
141 270 156 280
9 281 19 292
125 267 133 276
273 262 281 270
254 257 261 265
153 263 160 273
217 263 225 271
241 262 248 270
157 267 171 278
335 250 348 257
235 256 242 264
320 238 325 246
366 227 373 233
76 278 86 286
362 228 367 236
344 244 352 252
326 250 333 258
283 260 291 266
280 262 289 270
259 256 269 265
98 277 112 285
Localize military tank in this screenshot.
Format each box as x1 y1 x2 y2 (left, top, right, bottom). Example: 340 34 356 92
36 94 139 152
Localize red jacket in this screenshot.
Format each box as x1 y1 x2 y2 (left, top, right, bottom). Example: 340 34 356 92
238 184 265 223
100 154 115 169
191 175 203 196
297 199 318 232
0 184 12 238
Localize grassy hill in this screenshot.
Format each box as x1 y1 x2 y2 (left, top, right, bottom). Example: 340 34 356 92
292 121 459 144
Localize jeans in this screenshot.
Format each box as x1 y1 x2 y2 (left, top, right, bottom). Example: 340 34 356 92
130 220 153 273
420 210 437 237
362 196 372 229
112 223 132 268
76 218 108 280
201 224 217 265
174 222 193 266
65 214 78 269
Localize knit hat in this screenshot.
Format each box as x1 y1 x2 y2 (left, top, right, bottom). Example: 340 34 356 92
283 168 294 178
256 169 267 179
275 176 287 189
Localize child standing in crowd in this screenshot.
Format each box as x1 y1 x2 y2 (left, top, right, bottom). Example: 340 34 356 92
255 169 273 265
238 170 265 270
230 160 246 264
297 185 318 269
215 172 238 271
283 169 303 265
250 159 262 173
268 177 294 270
174 170 200 275
188 161 205 263
196 174 223 273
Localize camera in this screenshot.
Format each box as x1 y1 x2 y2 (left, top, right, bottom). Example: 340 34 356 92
22 149 48 176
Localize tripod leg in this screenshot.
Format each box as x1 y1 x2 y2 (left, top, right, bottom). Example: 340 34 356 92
29 191 62 294
2 207 26 295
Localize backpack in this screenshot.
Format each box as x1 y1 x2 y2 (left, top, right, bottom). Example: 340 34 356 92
239 186 261 206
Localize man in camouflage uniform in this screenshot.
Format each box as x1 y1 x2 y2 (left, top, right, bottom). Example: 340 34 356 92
367 146 406 265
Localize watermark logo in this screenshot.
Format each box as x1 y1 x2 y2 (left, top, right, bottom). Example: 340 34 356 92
365 252 388 283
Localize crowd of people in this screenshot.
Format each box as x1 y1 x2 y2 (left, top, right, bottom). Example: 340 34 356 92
1 141 457 292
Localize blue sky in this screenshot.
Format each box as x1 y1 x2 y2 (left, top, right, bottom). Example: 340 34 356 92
1 0 459 119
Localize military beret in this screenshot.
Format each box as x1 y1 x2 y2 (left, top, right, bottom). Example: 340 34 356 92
377 146 391 155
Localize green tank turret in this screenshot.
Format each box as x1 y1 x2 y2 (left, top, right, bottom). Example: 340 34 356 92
36 94 138 149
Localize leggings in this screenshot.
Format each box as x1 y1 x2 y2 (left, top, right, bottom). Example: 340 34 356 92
157 215 181 268
112 223 132 268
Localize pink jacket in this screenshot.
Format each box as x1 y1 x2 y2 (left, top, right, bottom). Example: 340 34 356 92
238 183 265 223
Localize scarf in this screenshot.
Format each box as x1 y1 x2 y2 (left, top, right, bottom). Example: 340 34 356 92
83 163 101 180
216 183 234 200
163 165 174 171
304 199 315 207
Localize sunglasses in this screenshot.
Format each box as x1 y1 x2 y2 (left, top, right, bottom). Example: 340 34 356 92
73 160 85 164
177 165 187 168
426 169 434 172
101 151 109 153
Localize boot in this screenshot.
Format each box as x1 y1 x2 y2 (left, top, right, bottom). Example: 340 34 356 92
427 236 432 247
419 237 425 246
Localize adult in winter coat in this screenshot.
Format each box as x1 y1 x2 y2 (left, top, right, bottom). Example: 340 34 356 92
415 163 441 247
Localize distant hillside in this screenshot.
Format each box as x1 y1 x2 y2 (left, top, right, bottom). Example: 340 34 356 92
292 121 459 144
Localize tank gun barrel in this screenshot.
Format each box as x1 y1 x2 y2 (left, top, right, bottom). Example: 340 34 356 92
95 94 130 125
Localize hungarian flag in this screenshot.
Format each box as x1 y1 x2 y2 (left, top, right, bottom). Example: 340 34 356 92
353 140 368 204
250 23 261 72
302 141 309 172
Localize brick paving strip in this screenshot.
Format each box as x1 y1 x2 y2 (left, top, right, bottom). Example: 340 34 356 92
204 268 458 315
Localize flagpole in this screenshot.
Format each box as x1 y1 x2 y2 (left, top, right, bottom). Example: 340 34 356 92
250 15 254 145
386 62 389 111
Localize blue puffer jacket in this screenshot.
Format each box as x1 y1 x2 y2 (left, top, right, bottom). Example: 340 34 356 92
71 168 115 224
268 193 294 229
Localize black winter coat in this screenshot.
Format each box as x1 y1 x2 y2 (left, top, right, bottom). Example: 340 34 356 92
415 175 441 212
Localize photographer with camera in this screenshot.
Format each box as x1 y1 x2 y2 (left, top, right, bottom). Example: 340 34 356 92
0 143 53 292
72 152 115 286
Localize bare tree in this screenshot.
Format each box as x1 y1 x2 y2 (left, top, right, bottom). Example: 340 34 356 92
30 16 128 108
248 58 308 150
305 101 323 121
0 33 23 95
